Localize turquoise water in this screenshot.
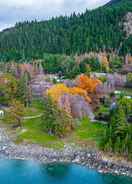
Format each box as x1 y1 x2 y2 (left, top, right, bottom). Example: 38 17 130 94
0 160 131 184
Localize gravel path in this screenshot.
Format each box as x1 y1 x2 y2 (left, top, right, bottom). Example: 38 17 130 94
23 114 43 120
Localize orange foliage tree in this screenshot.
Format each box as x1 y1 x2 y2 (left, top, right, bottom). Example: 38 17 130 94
76 74 102 93
69 87 91 103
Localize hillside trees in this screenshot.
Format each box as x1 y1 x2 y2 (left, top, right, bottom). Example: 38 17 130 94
0 0 131 60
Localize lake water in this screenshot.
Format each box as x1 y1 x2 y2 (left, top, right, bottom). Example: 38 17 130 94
0 159 131 184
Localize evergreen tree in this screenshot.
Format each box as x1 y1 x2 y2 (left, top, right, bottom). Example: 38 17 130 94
17 72 32 107
42 96 74 137
100 100 132 159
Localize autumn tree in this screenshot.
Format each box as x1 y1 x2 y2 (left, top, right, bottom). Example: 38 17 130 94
76 74 102 93
99 54 109 72
47 83 92 104
0 74 18 105
5 100 24 127
47 84 69 103
69 87 91 103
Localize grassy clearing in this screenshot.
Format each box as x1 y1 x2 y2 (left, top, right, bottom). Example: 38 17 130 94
67 118 106 148
16 117 64 149
123 88 132 96
2 99 106 149
16 117 105 149
75 119 105 140
23 100 44 117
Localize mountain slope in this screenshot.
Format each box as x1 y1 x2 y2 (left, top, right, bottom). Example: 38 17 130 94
0 0 132 61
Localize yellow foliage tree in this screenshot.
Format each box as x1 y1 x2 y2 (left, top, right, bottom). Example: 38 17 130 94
101 56 109 72
47 84 70 102
47 83 92 103
5 100 24 127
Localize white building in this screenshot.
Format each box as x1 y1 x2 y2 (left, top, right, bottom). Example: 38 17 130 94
0 110 4 117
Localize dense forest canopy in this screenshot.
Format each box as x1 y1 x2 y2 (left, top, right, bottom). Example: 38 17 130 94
0 0 132 61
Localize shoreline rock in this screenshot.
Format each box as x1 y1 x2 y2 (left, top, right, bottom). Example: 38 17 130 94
0 127 131 178
0 143 131 178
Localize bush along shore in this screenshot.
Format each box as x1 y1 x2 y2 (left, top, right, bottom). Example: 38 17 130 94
0 128 132 178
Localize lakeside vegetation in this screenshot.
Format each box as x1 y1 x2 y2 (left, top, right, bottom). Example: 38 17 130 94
0 70 131 159
14 110 106 150
0 99 105 149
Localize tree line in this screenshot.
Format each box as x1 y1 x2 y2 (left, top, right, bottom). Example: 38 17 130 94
0 0 132 61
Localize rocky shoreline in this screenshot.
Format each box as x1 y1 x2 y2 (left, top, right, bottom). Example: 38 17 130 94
0 143 131 178
0 128 132 177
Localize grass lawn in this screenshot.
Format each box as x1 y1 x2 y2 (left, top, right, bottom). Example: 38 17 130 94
16 117 64 149
23 100 44 117
68 118 106 149
116 88 132 96
3 99 106 149
16 117 105 150
123 88 132 96
75 119 105 141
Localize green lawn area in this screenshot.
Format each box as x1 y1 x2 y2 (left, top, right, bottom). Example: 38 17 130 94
75 119 105 141
5 99 106 149
123 88 132 96
16 117 64 149
116 88 132 96
23 100 44 116
16 117 105 149
68 118 106 148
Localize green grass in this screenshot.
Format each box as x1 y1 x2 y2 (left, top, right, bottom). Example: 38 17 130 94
12 99 64 149
16 117 64 149
68 118 106 148
95 105 109 116
122 88 132 96
23 100 44 116
16 117 105 149
5 99 106 149
75 118 105 141
32 99 44 110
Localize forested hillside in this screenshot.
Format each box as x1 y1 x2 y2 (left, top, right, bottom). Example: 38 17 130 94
0 0 132 61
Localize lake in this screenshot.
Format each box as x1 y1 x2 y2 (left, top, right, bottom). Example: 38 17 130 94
0 159 131 184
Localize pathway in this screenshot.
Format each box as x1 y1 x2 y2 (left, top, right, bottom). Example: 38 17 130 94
23 114 43 120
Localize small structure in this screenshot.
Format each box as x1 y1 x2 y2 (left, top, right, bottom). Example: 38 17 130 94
0 110 4 117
